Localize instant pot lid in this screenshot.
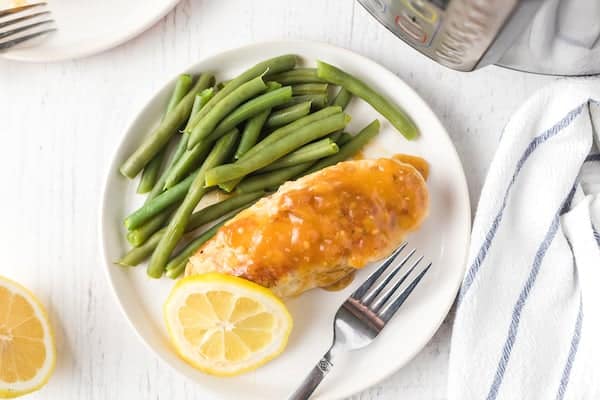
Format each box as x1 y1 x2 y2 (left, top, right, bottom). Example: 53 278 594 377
496 0 600 76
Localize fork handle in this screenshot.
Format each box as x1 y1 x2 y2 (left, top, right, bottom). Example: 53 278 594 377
287 350 334 400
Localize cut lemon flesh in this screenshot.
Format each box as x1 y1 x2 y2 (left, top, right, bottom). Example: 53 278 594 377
0 276 56 399
164 273 293 376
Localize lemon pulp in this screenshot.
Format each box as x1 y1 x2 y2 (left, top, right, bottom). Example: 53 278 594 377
164 273 292 376
0 277 56 398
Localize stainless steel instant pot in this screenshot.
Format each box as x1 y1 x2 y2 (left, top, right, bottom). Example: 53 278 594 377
358 0 600 75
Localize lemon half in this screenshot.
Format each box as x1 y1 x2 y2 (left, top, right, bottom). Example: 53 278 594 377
0 276 56 398
164 273 293 376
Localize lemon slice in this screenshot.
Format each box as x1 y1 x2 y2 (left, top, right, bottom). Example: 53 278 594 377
0 276 56 399
164 273 293 376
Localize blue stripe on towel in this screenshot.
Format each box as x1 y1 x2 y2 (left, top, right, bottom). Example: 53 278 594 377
593 226 600 248
555 296 583 400
585 153 600 162
458 104 585 304
485 184 577 400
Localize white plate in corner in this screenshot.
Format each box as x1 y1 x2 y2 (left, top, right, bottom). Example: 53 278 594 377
99 40 471 400
0 0 180 62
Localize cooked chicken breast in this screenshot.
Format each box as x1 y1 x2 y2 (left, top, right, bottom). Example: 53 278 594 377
186 157 429 298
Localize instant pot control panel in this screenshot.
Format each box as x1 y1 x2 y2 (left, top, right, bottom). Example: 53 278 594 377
358 0 519 71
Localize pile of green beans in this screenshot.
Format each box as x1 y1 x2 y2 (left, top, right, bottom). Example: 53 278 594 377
205 112 350 186
148 87 215 199
117 55 417 279
217 106 343 192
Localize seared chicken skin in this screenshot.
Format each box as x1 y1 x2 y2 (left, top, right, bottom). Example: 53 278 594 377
186 157 429 297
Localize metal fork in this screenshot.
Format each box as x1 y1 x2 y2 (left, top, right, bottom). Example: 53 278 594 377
0 2 55 51
288 242 432 400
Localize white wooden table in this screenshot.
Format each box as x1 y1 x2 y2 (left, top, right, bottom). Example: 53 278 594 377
0 1 559 399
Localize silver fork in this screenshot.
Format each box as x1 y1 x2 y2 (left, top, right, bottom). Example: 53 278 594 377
288 242 432 400
0 2 55 51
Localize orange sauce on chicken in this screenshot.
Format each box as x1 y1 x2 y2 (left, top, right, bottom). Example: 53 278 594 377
218 157 428 288
393 154 429 180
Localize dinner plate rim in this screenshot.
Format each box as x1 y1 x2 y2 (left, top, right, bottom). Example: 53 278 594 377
0 0 181 63
98 39 472 399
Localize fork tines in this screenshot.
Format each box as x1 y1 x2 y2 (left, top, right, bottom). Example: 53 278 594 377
350 242 432 323
0 2 55 51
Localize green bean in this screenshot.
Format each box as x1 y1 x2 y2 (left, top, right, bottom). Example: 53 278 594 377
316 61 418 139
217 106 342 192
147 130 239 278
137 75 193 194
267 68 324 85
305 120 380 175
184 88 214 132
127 209 173 247
292 83 328 95
266 81 282 90
235 163 312 194
164 222 225 279
164 262 184 279
136 149 164 194
118 191 264 266
282 94 328 110
335 132 353 145
265 101 311 129
163 139 212 189
331 87 352 108
202 85 292 143
124 170 199 230
120 73 215 178
185 54 297 133
166 75 194 116
205 112 349 187
188 76 267 148
328 88 353 142
235 109 270 159
259 138 338 172
117 230 164 267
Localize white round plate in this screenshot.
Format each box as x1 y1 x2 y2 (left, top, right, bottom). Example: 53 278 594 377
0 0 180 62
100 40 471 400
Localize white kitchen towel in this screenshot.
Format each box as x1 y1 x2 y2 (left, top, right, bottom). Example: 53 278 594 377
448 80 600 400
